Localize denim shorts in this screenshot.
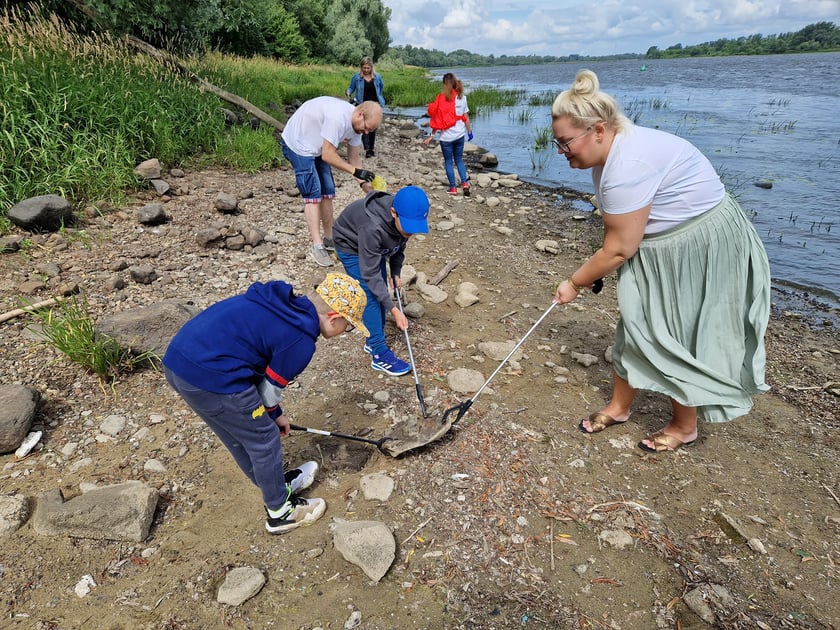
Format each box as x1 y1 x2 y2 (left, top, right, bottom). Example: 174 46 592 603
281 140 335 203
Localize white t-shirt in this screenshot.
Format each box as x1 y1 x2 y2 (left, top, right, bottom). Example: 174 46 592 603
439 95 469 143
281 96 362 157
592 125 725 234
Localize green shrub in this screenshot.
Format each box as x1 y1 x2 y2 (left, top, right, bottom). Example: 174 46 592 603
0 6 515 226
0 6 222 215
29 294 157 379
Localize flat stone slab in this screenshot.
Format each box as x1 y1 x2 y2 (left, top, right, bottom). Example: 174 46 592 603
217 567 266 606
332 520 395 582
32 481 159 542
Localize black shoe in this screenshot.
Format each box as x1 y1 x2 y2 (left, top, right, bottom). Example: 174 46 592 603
365 150 375 158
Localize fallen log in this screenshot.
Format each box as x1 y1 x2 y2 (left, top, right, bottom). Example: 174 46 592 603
124 36 285 132
63 1 285 132
0 296 64 324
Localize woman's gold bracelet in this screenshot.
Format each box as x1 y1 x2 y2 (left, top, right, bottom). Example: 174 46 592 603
567 277 582 292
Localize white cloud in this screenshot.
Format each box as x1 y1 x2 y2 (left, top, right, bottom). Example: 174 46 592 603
382 0 840 56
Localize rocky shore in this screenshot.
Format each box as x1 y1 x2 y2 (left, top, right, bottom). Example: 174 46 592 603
1 114 838 629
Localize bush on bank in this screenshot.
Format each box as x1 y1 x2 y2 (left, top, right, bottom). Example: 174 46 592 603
0 7 440 230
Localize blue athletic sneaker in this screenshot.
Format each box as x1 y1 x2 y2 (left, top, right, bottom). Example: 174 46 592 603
363 344 373 355
370 349 410 376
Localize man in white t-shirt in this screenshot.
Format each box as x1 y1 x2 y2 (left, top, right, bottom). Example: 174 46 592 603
280 97 383 267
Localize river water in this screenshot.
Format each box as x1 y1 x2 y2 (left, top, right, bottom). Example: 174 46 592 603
396 53 840 324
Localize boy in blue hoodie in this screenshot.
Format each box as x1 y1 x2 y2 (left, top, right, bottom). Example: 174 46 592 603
333 185 430 376
162 273 368 535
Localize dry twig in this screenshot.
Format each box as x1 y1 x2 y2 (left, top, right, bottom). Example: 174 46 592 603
430 259 459 285
822 483 840 508
401 516 433 545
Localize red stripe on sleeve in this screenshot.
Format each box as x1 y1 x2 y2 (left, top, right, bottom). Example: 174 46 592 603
265 366 289 387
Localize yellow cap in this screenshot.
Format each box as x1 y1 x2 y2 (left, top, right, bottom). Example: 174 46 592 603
315 273 369 336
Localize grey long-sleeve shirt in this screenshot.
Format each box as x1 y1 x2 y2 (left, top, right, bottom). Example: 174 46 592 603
333 191 407 312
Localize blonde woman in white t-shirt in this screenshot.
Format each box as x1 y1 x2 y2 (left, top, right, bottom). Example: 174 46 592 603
551 69 770 454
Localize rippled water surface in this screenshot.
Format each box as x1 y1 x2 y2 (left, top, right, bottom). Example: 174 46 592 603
397 53 840 319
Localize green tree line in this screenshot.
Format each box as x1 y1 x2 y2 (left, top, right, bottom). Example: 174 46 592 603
647 21 840 58
391 22 839 67
2 0 392 64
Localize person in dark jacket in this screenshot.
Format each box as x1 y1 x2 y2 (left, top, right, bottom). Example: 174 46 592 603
345 56 386 158
333 185 430 376
162 273 368 535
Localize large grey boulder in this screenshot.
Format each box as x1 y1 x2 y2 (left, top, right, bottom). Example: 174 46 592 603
0 384 40 454
32 481 159 542
96 299 200 356
7 194 74 232
136 203 167 225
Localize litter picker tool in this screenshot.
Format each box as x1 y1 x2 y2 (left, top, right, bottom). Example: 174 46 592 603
395 287 429 417
438 278 603 426
290 423 393 454
290 420 451 458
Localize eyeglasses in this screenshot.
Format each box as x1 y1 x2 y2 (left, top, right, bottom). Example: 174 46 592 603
328 311 355 332
552 127 593 153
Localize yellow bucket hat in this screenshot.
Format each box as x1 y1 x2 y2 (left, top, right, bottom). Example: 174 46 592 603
315 272 369 336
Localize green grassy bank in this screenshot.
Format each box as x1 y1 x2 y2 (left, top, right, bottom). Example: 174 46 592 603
0 8 525 233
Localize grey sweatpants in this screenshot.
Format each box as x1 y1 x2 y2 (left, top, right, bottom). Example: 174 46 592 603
164 367 289 510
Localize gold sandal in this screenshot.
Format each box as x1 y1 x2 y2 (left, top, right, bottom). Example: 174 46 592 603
638 431 696 453
578 412 627 434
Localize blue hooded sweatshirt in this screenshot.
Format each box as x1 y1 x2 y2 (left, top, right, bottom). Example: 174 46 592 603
162 282 320 408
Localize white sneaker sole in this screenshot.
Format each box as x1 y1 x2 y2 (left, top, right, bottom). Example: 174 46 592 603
287 461 319 495
265 498 326 534
370 361 410 377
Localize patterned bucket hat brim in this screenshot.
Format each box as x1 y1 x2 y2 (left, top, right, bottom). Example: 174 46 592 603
315 272 370 336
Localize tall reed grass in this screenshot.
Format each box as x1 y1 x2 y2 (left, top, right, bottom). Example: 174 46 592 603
0 7 223 221
0 7 516 229
467 86 525 116
192 53 440 109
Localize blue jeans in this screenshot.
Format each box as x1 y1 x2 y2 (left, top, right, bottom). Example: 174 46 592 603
164 367 289 510
335 251 389 355
440 135 468 188
281 139 335 203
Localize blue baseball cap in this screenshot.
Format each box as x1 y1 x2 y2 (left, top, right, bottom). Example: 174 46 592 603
392 186 430 234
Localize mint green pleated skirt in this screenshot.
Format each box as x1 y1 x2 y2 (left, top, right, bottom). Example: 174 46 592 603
613 193 771 423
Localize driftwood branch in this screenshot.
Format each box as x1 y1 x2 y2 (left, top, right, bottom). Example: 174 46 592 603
62 1 284 131
0 297 64 324
430 259 459 286
124 36 286 132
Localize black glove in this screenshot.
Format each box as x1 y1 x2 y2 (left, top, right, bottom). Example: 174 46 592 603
353 168 375 182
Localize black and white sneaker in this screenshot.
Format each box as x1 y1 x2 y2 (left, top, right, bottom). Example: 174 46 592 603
285 460 319 495
265 496 326 534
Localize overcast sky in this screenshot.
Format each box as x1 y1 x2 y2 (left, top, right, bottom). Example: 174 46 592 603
382 0 840 57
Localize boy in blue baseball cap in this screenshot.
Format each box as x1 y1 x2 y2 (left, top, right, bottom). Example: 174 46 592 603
332 185 430 376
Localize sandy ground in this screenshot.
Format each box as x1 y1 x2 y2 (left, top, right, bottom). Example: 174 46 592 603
1 117 838 629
